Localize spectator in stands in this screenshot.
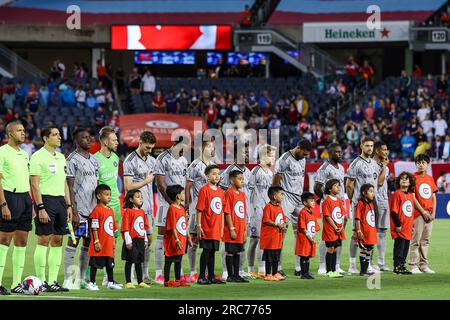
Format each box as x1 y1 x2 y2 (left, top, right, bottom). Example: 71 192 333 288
152 90 166 113
61 82 76 108
413 64 423 79
115 67 126 94
434 112 448 137
268 114 281 130
50 59 65 79
205 101 217 127
39 82 49 108
177 90 189 114
21 134 35 157
222 116 236 138
364 102 375 123
399 70 412 98
423 74 436 96
85 90 98 109
259 90 271 116
295 94 309 118
75 84 86 108
443 135 450 160
142 69 156 112
96 59 107 86
360 59 375 89
400 129 416 160
94 81 106 108
128 67 142 95
436 74 448 95
94 106 107 132
344 56 359 92
421 114 434 144
2 83 15 110
241 4 252 27
441 11 450 26
3 108 13 123
49 87 61 108
351 104 364 123
60 121 72 152
166 91 177 114
189 88 200 115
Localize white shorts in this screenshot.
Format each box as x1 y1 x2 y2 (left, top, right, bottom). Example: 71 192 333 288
377 207 390 230
155 204 169 228
249 206 263 238
188 203 197 234
281 197 302 226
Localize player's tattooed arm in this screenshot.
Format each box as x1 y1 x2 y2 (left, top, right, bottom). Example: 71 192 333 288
67 177 79 228
345 178 355 202
272 173 283 187
156 175 172 203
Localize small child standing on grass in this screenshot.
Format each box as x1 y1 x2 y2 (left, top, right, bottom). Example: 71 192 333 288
296 192 320 280
87 184 122 291
164 185 193 287
354 184 377 276
121 189 150 289
260 186 286 282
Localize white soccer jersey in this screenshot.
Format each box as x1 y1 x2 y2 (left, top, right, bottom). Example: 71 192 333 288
315 160 346 201
187 158 213 207
346 156 378 206
370 160 389 210
248 165 273 210
123 150 156 215
275 151 306 205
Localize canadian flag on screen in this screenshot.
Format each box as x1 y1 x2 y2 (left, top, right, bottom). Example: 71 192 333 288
111 25 231 50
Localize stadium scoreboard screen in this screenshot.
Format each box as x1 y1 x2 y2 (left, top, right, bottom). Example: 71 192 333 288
134 51 195 65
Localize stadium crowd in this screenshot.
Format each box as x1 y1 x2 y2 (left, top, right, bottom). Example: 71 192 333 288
0 58 449 161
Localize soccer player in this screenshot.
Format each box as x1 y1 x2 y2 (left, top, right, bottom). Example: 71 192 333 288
95 126 120 236
370 141 391 272
409 154 437 274
321 179 346 278
313 142 346 275
154 138 188 284
63 128 99 290
123 131 156 282
247 144 276 278
31 126 73 292
345 137 378 274
260 186 287 281
296 192 320 280
164 185 192 287
121 189 150 289
219 144 252 280
196 164 226 285
0 121 33 295
223 170 248 283
354 184 377 276
272 139 312 276
185 138 215 279
390 172 416 275
87 184 122 290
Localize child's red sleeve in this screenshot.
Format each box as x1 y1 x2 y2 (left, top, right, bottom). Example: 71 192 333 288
390 192 400 214
354 201 362 220
299 210 306 230
262 205 271 224
112 210 118 233
224 191 232 216
322 199 331 217
196 188 206 213
166 207 175 231
90 208 99 229
121 209 129 233
143 210 150 231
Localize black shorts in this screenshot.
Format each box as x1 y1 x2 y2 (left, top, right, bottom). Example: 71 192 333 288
0 192 32 232
165 254 183 263
225 242 244 254
121 238 145 264
262 249 281 262
35 196 67 236
325 240 342 248
358 243 374 251
200 239 220 251
89 256 115 269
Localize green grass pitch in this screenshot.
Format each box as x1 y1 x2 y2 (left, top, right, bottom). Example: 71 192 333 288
1 220 450 300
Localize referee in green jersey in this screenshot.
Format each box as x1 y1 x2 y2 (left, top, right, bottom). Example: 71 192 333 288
0 121 33 295
30 126 73 292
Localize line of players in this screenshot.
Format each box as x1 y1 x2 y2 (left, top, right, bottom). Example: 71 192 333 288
0 121 437 294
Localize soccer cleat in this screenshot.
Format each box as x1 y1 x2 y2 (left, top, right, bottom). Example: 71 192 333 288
234 275 250 283
348 266 359 274
240 272 254 281
301 274 313 280
210 278 226 284
257 272 266 279
400 266 412 275
317 267 327 276
86 282 99 291
367 265 380 274
138 282 151 288
306 273 315 279
196 278 210 285
125 283 136 289
214 274 226 282
379 265 392 272
63 280 80 290
410 267 422 274
264 275 278 281
0 285 11 295
337 267 350 275
421 267 435 274
10 284 25 294
274 273 286 281
327 271 343 278
249 272 259 279
102 275 109 287
107 282 123 290
393 266 402 274
294 270 302 276
277 270 286 277
190 273 199 280
154 274 165 285
226 276 236 283
360 271 375 277
50 281 69 292
176 280 189 287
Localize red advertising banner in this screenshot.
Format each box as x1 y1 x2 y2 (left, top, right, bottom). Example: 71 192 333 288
111 25 232 50
119 113 206 148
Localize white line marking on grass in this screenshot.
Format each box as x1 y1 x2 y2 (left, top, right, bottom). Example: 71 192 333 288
1 295 160 300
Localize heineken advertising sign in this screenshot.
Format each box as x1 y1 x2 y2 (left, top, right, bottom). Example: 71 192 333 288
303 21 411 43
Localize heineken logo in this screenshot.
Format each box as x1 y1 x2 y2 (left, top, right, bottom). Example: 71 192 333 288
325 28 377 40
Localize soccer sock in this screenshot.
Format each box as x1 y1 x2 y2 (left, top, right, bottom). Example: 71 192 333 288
174 261 181 281
12 246 26 287
257 243 265 274
0 244 8 286
359 252 366 274
319 241 327 269
305 258 310 275
207 250 216 281
295 255 301 272
188 242 198 275
143 242 151 279
233 254 240 277
239 250 245 274
34 245 48 282
199 249 209 279
278 249 283 271
106 265 114 283
326 252 332 273
331 252 337 272
247 237 258 273
335 245 342 270
90 267 97 284
48 246 62 284
220 245 228 277
225 255 233 278
377 230 387 267
350 237 358 259
78 246 89 281
164 258 171 283
63 245 77 281
125 262 132 283
300 257 307 275
135 262 143 283
154 235 164 276
271 261 278 276
265 260 271 276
